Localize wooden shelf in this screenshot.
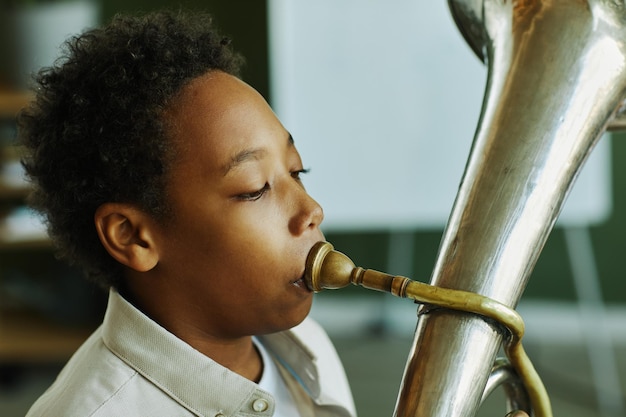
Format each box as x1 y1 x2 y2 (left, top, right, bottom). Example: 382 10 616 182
0 91 32 118
0 88 70 365
0 238 52 252
0 310 92 363
0 182 30 200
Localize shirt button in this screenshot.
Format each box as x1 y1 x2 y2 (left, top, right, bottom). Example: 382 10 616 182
252 398 269 412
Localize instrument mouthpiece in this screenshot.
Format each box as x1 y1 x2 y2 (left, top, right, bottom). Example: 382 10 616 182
304 241 357 292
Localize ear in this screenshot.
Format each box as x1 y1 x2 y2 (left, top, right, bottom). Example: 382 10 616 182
94 203 160 272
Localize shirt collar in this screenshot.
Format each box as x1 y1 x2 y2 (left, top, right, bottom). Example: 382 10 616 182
101 289 321 416
258 330 320 398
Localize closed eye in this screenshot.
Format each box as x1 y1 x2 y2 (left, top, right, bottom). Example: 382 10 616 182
236 183 270 201
292 168 310 182
236 169 308 201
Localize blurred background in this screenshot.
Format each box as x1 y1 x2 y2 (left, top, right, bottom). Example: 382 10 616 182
1 1 625 416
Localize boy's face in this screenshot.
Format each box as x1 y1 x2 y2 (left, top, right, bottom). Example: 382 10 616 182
155 71 324 338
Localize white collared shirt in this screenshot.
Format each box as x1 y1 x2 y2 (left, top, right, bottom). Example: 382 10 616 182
255 338 300 417
26 289 357 417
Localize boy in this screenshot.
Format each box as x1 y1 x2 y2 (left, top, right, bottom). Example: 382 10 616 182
19 10 356 417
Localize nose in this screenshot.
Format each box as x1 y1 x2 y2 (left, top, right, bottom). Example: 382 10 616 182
288 187 324 236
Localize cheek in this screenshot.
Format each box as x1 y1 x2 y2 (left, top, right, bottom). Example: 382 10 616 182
224 201 288 240
164 191 292 273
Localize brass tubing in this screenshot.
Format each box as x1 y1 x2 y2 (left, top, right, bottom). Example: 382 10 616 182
305 241 552 417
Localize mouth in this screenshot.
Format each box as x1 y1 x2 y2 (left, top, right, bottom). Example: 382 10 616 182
291 241 324 292
292 273 312 292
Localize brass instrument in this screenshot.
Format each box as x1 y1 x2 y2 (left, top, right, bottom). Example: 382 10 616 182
305 0 626 416
305 241 546 416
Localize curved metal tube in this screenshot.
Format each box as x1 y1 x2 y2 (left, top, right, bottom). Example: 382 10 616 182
483 358 531 414
305 241 545 416
390 1 626 416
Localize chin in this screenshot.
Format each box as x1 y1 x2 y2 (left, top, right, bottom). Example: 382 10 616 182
291 296 314 327
266 299 313 334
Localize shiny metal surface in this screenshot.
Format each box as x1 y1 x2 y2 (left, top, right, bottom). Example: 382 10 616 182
482 359 531 414
391 1 626 416
304 241 546 415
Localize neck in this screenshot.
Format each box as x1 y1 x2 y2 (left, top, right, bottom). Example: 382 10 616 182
122 275 263 382
189 333 264 382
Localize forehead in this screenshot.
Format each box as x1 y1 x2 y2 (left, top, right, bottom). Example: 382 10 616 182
164 71 287 173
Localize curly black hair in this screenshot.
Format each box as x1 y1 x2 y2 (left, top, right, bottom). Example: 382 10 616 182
18 10 245 289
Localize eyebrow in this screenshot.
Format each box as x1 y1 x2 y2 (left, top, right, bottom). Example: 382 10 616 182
222 133 295 176
222 148 267 176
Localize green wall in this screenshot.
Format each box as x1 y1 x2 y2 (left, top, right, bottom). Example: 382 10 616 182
101 0 269 99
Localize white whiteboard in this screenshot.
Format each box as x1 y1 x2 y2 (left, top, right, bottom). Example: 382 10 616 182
267 0 612 231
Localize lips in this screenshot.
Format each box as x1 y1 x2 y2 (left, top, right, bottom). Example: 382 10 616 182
292 241 322 291
291 274 311 292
